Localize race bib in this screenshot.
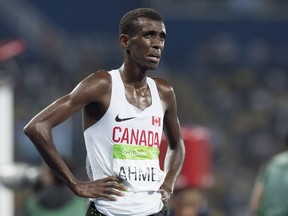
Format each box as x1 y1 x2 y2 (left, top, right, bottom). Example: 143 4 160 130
112 144 165 191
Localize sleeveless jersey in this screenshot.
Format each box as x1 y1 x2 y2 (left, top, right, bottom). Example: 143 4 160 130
256 151 288 216
84 69 165 216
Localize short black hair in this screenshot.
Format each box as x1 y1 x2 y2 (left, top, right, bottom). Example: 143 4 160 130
119 8 163 36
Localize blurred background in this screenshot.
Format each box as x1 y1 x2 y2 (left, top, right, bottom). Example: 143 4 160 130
1 0 288 215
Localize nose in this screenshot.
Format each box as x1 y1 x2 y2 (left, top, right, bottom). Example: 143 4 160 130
151 36 165 49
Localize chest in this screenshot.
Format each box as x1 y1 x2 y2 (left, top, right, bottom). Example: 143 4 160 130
124 85 152 111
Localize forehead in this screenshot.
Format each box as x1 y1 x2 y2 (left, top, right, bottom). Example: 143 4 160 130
134 17 166 33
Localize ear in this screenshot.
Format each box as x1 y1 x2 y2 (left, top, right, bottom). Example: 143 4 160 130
120 34 129 49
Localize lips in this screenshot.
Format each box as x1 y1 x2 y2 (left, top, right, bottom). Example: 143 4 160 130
147 53 160 63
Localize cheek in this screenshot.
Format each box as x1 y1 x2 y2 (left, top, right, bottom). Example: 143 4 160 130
135 41 148 50
130 39 149 50
130 44 148 58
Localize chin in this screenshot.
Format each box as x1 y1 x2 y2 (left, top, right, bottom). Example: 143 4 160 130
148 66 158 71
138 61 159 71
148 63 160 70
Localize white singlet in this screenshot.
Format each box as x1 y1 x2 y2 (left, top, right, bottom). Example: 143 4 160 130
84 69 165 216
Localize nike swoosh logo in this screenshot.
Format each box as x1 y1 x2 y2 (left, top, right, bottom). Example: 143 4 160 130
115 114 136 122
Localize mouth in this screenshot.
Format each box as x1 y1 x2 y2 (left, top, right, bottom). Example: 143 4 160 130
147 54 160 63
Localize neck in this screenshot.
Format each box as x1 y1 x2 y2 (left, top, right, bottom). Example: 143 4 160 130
119 63 148 88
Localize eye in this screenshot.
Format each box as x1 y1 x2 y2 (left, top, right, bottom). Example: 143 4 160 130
143 31 166 42
144 33 154 39
159 33 166 41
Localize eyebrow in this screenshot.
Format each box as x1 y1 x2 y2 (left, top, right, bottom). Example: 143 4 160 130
144 30 166 38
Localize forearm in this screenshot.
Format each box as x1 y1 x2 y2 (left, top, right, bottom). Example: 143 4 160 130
24 122 78 191
163 141 185 192
249 182 264 214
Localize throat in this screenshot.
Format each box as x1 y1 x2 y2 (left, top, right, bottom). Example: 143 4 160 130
124 85 152 110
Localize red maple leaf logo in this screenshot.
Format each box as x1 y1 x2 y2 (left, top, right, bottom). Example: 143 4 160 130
152 116 161 126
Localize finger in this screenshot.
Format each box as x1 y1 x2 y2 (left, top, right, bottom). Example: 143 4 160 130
106 181 128 191
98 193 118 201
157 188 167 196
104 187 125 197
161 194 170 203
95 188 124 202
103 176 123 183
157 189 171 202
89 188 121 201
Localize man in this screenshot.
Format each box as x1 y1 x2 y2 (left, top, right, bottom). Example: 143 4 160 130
24 159 87 216
249 134 288 216
24 8 185 216
170 188 204 216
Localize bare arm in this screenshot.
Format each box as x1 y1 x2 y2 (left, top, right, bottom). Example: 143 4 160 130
156 78 185 201
249 181 264 214
24 71 127 200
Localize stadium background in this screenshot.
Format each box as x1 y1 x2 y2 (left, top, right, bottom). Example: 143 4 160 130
1 0 288 215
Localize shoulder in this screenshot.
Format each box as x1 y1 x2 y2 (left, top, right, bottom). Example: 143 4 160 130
152 77 175 100
76 70 112 94
69 70 112 104
151 77 177 112
81 70 111 88
272 151 288 165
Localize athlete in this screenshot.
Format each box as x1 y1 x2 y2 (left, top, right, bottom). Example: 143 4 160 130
249 133 288 216
24 8 185 216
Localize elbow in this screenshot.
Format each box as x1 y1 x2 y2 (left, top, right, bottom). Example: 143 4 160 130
23 122 37 138
23 120 45 139
170 140 186 157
